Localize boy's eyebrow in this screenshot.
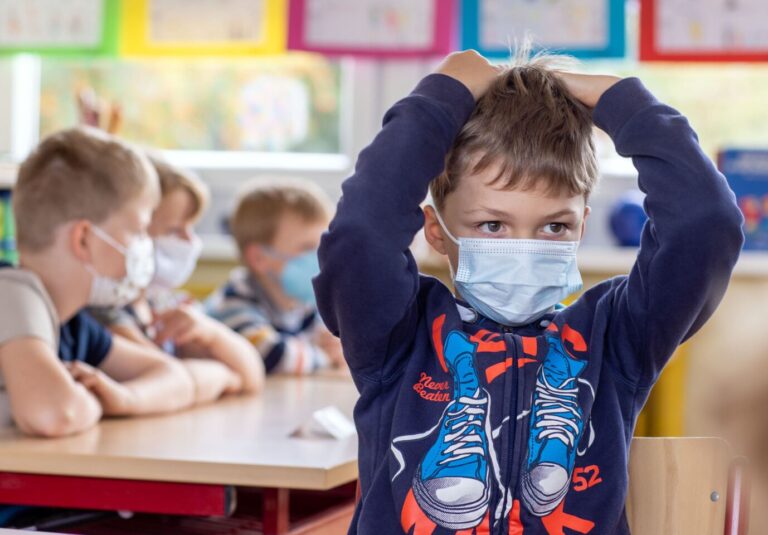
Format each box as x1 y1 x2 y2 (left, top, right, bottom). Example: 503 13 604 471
540 208 580 220
464 207 515 219
463 207 580 220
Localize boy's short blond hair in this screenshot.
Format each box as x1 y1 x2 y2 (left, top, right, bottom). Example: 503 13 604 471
14 127 159 252
147 153 209 223
230 179 332 253
430 54 598 210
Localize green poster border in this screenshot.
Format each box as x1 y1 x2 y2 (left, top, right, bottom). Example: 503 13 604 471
0 0 119 56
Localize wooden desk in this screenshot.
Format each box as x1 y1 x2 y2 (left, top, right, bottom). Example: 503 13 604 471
0 377 360 534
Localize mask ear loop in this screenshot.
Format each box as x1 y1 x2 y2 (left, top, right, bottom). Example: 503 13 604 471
90 225 128 255
430 206 460 245
429 206 461 282
83 226 128 283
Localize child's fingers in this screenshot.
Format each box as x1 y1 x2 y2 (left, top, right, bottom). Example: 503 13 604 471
174 325 200 347
66 360 95 380
67 364 104 391
155 314 193 344
77 373 102 390
153 312 183 338
153 308 176 324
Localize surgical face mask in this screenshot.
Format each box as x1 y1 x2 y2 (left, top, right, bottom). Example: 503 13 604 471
86 226 155 308
151 233 203 290
265 247 320 306
434 208 583 326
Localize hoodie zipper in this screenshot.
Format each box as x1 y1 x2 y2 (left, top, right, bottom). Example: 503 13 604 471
493 326 518 534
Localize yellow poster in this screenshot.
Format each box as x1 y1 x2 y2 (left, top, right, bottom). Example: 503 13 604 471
121 0 286 56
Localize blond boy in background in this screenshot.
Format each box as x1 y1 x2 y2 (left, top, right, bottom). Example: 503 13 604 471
90 155 264 395
0 127 239 437
206 180 344 375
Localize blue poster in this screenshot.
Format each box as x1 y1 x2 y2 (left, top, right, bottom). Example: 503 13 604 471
461 0 625 59
719 149 768 251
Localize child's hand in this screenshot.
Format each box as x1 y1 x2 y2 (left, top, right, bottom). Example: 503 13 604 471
435 50 501 101
556 72 623 108
153 305 219 349
66 361 137 416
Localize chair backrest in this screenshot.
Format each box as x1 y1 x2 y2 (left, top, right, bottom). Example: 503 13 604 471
627 437 747 535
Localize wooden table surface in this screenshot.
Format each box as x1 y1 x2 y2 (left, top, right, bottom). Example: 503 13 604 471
0 377 359 490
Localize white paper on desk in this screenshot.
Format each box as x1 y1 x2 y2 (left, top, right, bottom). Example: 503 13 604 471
292 405 357 440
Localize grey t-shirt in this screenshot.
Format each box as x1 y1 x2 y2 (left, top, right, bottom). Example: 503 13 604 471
0 268 59 352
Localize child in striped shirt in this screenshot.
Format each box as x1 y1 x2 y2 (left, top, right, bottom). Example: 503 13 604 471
206 180 344 375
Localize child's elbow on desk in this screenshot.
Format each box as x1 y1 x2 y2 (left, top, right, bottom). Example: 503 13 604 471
15 387 102 438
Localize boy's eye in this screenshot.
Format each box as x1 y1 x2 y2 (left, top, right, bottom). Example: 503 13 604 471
479 221 503 234
543 223 568 235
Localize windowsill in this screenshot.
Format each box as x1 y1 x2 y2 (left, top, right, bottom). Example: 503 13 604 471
577 247 768 279
200 234 239 262
0 162 17 188
339 243 768 281
1 152 350 186
162 150 351 172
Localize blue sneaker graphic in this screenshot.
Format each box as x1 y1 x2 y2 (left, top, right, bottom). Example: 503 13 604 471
412 331 491 530
520 335 587 516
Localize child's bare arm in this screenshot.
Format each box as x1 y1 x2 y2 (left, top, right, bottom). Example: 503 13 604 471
0 338 102 437
154 306 265 394
563 73 744 385
109 322 156 348
180 358 244 402
90 335 196 414
314 51 497 377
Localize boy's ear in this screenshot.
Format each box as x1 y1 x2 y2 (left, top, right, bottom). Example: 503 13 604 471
69 220 93 263
423 205 449 255
580 205 592 241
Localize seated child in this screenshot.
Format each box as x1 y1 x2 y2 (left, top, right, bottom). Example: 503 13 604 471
0 127 239 437
206 180 344 375
90 154 264 394
313 50 744 533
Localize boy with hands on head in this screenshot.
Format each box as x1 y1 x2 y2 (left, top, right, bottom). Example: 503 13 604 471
314 49 743 534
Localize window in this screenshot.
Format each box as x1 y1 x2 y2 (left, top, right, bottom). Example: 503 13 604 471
585 60 768 160
39 54 344 156
580 2 768 160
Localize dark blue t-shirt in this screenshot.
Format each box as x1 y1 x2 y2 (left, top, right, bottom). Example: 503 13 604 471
0 262 112 367
58 309 113 367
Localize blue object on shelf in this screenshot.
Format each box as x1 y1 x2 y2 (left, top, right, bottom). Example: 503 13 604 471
719 149 768 251
609 190 647 247
0 189 18 264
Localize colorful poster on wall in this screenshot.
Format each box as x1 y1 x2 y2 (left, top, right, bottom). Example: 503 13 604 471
287 0 455 58
719 149 768 250
640 0 768 61
120 0 286 56
0 0 118 55
461 0 625 59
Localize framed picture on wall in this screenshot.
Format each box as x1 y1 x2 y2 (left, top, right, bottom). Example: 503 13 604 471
0 0 118 56
120 0 286 56
460 0 626 59
640 0 768 61
287 0 456 58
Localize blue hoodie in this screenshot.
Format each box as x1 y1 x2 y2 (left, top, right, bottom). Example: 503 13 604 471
313 74 744 534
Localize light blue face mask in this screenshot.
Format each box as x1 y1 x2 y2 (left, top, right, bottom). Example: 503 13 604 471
434 209 583 326
265 247 321 306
